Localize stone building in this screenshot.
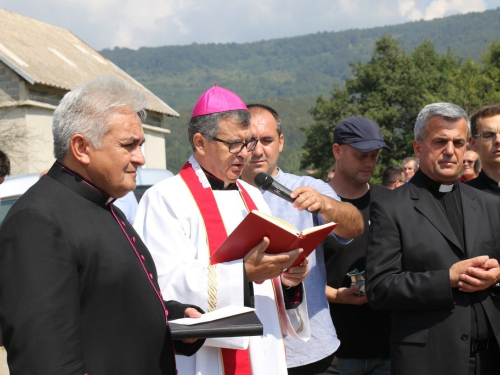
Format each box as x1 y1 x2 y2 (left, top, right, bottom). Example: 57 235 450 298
0 8 178 175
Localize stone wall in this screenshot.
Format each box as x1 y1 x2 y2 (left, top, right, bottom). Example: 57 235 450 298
0 62 21 102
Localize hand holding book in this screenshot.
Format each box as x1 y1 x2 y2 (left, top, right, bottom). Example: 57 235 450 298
210 210 337 268
280 257 309 287
242 236 305 283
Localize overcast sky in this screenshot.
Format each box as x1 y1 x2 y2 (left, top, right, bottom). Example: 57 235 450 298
1 0 500 51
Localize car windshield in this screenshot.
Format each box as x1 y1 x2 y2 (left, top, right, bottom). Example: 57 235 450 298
0 198 18 225
0 168 174 226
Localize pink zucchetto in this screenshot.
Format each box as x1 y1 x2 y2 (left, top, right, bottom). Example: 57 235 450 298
191 83 248 118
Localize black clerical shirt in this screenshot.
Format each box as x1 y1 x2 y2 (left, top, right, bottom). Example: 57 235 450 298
418 170 465 249
466 170 500 198
202 167 301 309
418 170 492 341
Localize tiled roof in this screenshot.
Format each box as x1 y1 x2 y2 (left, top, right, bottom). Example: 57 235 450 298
0 8 179 117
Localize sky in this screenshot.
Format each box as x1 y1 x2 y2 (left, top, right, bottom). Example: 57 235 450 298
1 0 500 51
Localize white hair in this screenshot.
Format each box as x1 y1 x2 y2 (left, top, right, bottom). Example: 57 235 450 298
53 75 147 160
414 102 470 142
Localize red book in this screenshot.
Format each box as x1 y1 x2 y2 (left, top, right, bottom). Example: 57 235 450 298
210 210 337 267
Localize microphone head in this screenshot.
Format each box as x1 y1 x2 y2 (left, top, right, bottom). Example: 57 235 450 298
254 173 273 190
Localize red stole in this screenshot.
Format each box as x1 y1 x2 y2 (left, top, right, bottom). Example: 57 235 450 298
180 160 257 375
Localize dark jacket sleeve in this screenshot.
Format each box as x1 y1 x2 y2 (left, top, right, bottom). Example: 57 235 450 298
0 209 86 374
164 300 205 356
283 283 303 309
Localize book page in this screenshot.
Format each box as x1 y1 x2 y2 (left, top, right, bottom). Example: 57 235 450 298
252 210 299 234
300 221 337 236
168 305 256 325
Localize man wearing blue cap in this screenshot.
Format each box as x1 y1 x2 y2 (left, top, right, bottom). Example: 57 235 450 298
324 117 392 374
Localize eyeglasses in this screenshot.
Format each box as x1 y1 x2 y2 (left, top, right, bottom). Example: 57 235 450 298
463 159 475 164
473 131 500 141
212 136 259 154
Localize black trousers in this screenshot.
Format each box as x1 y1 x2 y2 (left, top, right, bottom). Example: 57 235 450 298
468 339 500 375
288 352 340 375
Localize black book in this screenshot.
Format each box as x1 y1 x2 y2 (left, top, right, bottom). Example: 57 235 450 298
169 311 263 340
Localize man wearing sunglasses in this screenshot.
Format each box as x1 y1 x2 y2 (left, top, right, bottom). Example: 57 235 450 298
467 104 500 196
134 85 311 375
459 150 480 182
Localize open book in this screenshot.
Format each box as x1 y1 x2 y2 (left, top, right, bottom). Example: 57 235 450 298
210 210 337 267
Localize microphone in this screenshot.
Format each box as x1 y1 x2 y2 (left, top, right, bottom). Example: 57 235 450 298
254 173 320 215
254 173 295 203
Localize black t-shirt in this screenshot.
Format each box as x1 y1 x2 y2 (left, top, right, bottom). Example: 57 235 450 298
324 183 392 358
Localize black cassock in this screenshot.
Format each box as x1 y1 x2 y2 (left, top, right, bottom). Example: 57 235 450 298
0 162 202 375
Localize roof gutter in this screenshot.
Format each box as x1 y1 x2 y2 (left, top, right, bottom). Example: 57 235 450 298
0 55 36 85
142 123 171 134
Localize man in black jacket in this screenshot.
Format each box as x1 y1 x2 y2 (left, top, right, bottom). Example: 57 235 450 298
366 102 500 375
0 76 204 374
467 104 500 197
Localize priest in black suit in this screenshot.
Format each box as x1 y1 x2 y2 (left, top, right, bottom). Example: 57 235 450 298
0 76 204 374
366 102 500 375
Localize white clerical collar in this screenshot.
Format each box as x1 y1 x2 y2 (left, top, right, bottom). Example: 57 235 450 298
438 184 454 193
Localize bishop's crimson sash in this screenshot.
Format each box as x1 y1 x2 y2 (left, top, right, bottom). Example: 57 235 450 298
180 160 258 375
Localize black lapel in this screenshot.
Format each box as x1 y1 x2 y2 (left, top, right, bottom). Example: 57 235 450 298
460 185 479 257
410 174 464 253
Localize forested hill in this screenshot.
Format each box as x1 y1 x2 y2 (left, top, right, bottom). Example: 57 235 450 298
101 8 500 109
100 8 500 174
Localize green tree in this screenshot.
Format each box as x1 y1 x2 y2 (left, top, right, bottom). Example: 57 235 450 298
302 34 500 180
483 38 500 79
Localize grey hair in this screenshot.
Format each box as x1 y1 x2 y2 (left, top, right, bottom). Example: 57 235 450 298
53 75 147 160
414 102 470 142
402 156 419 170
188 110 251 151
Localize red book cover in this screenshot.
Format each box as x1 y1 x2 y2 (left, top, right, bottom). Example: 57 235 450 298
210 210 337 267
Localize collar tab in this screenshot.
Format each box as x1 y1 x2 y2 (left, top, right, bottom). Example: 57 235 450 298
439 184 454 193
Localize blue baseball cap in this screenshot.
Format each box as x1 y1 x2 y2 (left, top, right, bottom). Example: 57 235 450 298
334 117 391 153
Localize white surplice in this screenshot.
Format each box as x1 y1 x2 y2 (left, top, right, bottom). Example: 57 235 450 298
134 156 310 375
